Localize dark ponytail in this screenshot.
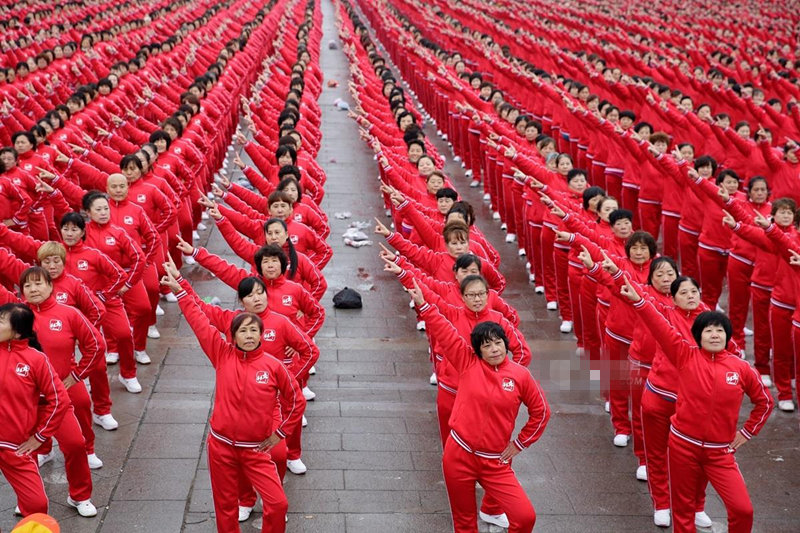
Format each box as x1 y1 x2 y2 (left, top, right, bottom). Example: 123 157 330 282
0 303 43 351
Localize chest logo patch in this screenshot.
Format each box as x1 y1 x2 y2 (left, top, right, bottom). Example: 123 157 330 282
55 292 68 303
502 377 515 392
726 372 739 386
123 216 134 225
289 235 298 244
281 295 293 306
255 371 269 384
49 319 63 331
263 329 276 342
105 236 116 246
15 363 30 378
77 260 89 271
137 194 146 203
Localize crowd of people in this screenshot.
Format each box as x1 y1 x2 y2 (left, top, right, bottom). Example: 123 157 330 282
1 0 798 531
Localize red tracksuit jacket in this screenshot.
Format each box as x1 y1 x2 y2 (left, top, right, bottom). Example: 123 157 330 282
419 303 550 453
175 290 305 447
635 299 773 445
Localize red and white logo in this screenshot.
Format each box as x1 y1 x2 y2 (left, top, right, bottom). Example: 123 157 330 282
12 178 21 186
55 292 68 303
15 363 30 378
105 236 116 246
263 329 276 342
174 147 182 154
49 319 63 332
502 378 515 392
137 194 146 203
281 295 293 306
123 216 134 225
289 235 298 244
23 164 33 171
293 213 302 222
77 260 89 270
725 372 740 386
255 371 269 384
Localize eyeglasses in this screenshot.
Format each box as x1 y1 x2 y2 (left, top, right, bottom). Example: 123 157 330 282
463 291 488 299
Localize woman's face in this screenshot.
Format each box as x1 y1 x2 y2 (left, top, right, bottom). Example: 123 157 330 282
164 125 178 140
748 180 769 203
13 136 32 154
60 222 84 246
40 255 65 279
88 198 110 224
268 201 292 219
515 121 527 136
399 115 413 131
461 280 489 312
0 313 15 343
651 263 677 294
568 173 587 193
673 280 700 310
736 125 751 139
154 138 168 153
557 157 573 176
539 142 555 158
721 176 739 195
407 144 424 163
437 197 455 215
426 175 444 195
628 241 651 265
479 336 507 366
278 153 293 167
454 263 480 284
260 256 283 279
587 195 603 213
446 237 469 258
22 276 53 305
599 200 618 222
700 324 727 353
417 157 435 176
233 317 262 352
123 162 141 182
281 184 299 203
773 207 795 226
241 285 267 314
264 223 288 246
524 126 538 142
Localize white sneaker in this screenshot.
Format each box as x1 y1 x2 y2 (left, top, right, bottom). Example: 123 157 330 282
192 231 200 240
743 327 753 336
613 434 630 447
14 506 21 516
155 305 165 316
478 511 509 528
197 222 207 231
134 350 151 364
106 352 119 364
163 292 178 303
308 365 316 375
761 374 773 387
92 413 119 431
302 386 316 401
416 320 426 331
87 453 103 469
778 400 795 412
239 506 253 522
67 497 97 517
469 179 480 188
465 169 473 178
505 233 516 243
535 285 545 294
408 300 415 309
518 248 526 256
525 262 531 270
528 273 536 283
429 372 438 385
500 223 507 231
286 459 307 475
38 450 56 467
453 156 462 162
147 326 161 339
482 193 490 201
604 401 610 413
636 465 647 481
118 375 142 394
546 301 558 310
560 320 573 333
183 255 197 265
492 211 501 221
653 509 671 527
695 511 713 528
302 415 308 428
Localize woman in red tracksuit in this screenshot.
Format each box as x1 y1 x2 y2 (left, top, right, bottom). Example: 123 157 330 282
639 276 713 528
18 268 101 515
620 281 773 533
409 283 549 533
161 268 305 533
0 303 69 516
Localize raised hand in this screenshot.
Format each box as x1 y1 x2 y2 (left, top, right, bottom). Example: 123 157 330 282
619 276 642 303
374 217 391 237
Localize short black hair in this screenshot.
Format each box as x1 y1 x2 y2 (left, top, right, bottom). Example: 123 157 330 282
647 257 678 285
435 187 458 201
453 253 482 273
470 321 508 359
566 168 587 184
253 244 287 276
691 311 732 348
625 231 657 258
716 169 739 186
670 276 700 297
459 274 488 295
694 155 718 174
582 186 605 209
609 209 633 225
237 276 267 301
60 211 86 232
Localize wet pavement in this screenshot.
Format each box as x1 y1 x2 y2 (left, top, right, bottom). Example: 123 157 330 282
1 0 798 531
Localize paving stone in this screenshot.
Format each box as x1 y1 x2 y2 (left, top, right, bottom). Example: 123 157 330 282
129 423 207 458
141 393 213 424
344 513 452 533
114 458 197 501
100 500 186 532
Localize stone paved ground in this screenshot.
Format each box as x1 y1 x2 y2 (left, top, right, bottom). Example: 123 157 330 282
1 0 798 531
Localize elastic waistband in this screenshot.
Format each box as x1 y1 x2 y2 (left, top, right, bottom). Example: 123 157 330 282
670 426 730 449
645 380 676 402
450 430 502 459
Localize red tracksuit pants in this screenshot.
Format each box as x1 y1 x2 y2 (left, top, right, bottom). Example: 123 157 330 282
770 303 796 401
101 297 136 380
436 387 504 517
661 214 680 260
207 437 287 533
697 248 728 310
568 266 583 346
622 186 640 227
751 286 773 376
638 201 661 242
238 410 288 508
442 438 536 533
39 382 95 455
604 332 632 436
122 280 153 353
579 279 601 361
604 171 622 207
668 434 753 533
525 220 543 286
792 323 800 400
540 227 558 305
629 364 648 466
641 388 708 512
727 258 754 349
0 448 49 516
554 248 572 321
678 228 700 281
38 405 92 502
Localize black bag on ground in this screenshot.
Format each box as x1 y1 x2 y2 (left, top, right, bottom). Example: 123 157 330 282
333 287 362 309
